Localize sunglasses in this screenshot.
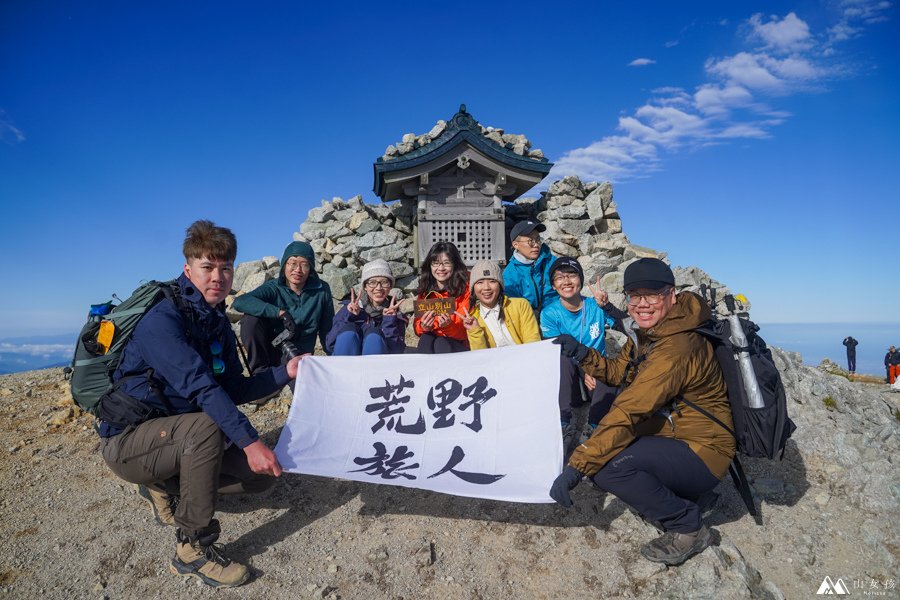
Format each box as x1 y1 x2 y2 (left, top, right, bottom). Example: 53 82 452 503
210 339 225 374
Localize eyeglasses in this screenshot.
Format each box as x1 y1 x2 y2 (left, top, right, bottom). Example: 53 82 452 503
286 261 311 272
626 289 673 306
431 261 453 269
209 340 225 374
552 273 580 284
365 279 392 289
514 237 540 248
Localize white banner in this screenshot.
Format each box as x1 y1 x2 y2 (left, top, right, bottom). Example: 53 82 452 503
274 340 562 503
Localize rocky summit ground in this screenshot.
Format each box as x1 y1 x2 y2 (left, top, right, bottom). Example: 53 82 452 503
0 347 897 600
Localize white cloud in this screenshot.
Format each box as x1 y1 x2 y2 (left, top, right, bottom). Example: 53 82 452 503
0 343 71 358
628 58 656 67
705 52 822 94
651 87 693 109
826 0 892 45
706 52 786 91
0 109 25 144
553 136 660 183
626 105 711 148
841 0 892 23
748 12 812 51
716 123 771 139
693 83 755 116
550 8 888 184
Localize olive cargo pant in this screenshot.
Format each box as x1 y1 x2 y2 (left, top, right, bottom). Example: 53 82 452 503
101 412 275 537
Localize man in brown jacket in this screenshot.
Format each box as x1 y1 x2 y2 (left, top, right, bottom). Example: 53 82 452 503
550 258 735 566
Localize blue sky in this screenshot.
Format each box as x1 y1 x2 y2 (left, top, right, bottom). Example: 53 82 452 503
1 0 897 344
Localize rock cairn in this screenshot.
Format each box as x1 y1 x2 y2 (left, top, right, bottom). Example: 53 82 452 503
380 118 545 161
225 174 746 324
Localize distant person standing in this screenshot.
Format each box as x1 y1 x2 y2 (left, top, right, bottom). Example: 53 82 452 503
885 346 895 383
890 347 900 385
842 336 858 374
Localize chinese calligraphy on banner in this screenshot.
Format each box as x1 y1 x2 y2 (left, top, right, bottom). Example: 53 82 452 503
274 340 562 502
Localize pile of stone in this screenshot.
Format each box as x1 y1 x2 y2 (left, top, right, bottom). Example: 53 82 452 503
225 174 747 325
381 118 545 161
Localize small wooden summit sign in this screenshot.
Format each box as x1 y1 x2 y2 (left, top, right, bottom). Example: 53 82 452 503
414 297 456 317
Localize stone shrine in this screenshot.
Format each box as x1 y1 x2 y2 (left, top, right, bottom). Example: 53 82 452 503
373 105 552 266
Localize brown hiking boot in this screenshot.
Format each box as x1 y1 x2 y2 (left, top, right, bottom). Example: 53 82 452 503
639 524 718 566
135 484 177 527
170 521 249 588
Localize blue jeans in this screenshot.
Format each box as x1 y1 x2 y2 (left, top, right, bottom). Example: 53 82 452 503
332 329 389 356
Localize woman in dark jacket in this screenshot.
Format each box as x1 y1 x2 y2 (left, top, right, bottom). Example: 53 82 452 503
325 259 407 355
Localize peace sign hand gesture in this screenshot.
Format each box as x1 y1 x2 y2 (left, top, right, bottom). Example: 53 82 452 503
587 275 608 307
382 294 402 316
457 306 478 330
347 287 361 316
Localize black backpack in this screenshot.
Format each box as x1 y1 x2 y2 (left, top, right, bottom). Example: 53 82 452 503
677 290 797 522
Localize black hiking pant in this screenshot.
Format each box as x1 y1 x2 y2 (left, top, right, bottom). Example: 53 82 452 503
846 350 856 373
239 314 285 374
590 436 720 534
558 355 617 425
101 412 274 537
416 332 468 354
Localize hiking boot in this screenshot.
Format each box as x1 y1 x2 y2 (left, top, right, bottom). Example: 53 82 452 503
136 484 177 527
639 524 719 566
170 520 249 588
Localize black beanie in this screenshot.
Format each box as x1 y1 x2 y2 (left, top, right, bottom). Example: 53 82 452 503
549 257 584 286
623 258 674 291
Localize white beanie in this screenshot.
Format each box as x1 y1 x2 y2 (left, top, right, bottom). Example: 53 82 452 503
469 260 503 295
360 259 394 288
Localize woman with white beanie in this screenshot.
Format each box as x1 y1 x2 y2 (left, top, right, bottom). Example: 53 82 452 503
325 259 408 355
460 260 541 350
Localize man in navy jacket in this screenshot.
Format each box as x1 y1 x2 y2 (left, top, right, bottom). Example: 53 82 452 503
99 220 302 588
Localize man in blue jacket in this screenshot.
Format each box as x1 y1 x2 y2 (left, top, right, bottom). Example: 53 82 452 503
502 220 558 319
99 220 302 588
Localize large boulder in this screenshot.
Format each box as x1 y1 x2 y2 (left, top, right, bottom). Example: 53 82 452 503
354 230 400 250
233 260 265 293
320 264 358 300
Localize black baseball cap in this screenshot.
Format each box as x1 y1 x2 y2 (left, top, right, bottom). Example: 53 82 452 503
509 220 547 242
623 258 675 291
549 256 584 286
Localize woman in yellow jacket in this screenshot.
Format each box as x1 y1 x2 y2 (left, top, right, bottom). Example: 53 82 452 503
459 260 541 349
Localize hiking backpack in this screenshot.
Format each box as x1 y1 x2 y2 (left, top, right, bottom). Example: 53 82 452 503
679 290 797 521
685 296 796 461
65 280 191 415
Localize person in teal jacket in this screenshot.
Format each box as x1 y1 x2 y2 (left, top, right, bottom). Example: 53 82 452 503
233 241 334 373
502 220 558 318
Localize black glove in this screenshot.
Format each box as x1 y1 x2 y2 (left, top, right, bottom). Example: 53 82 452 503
552 334 590 364
549 466 584 507
281 312 297 335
